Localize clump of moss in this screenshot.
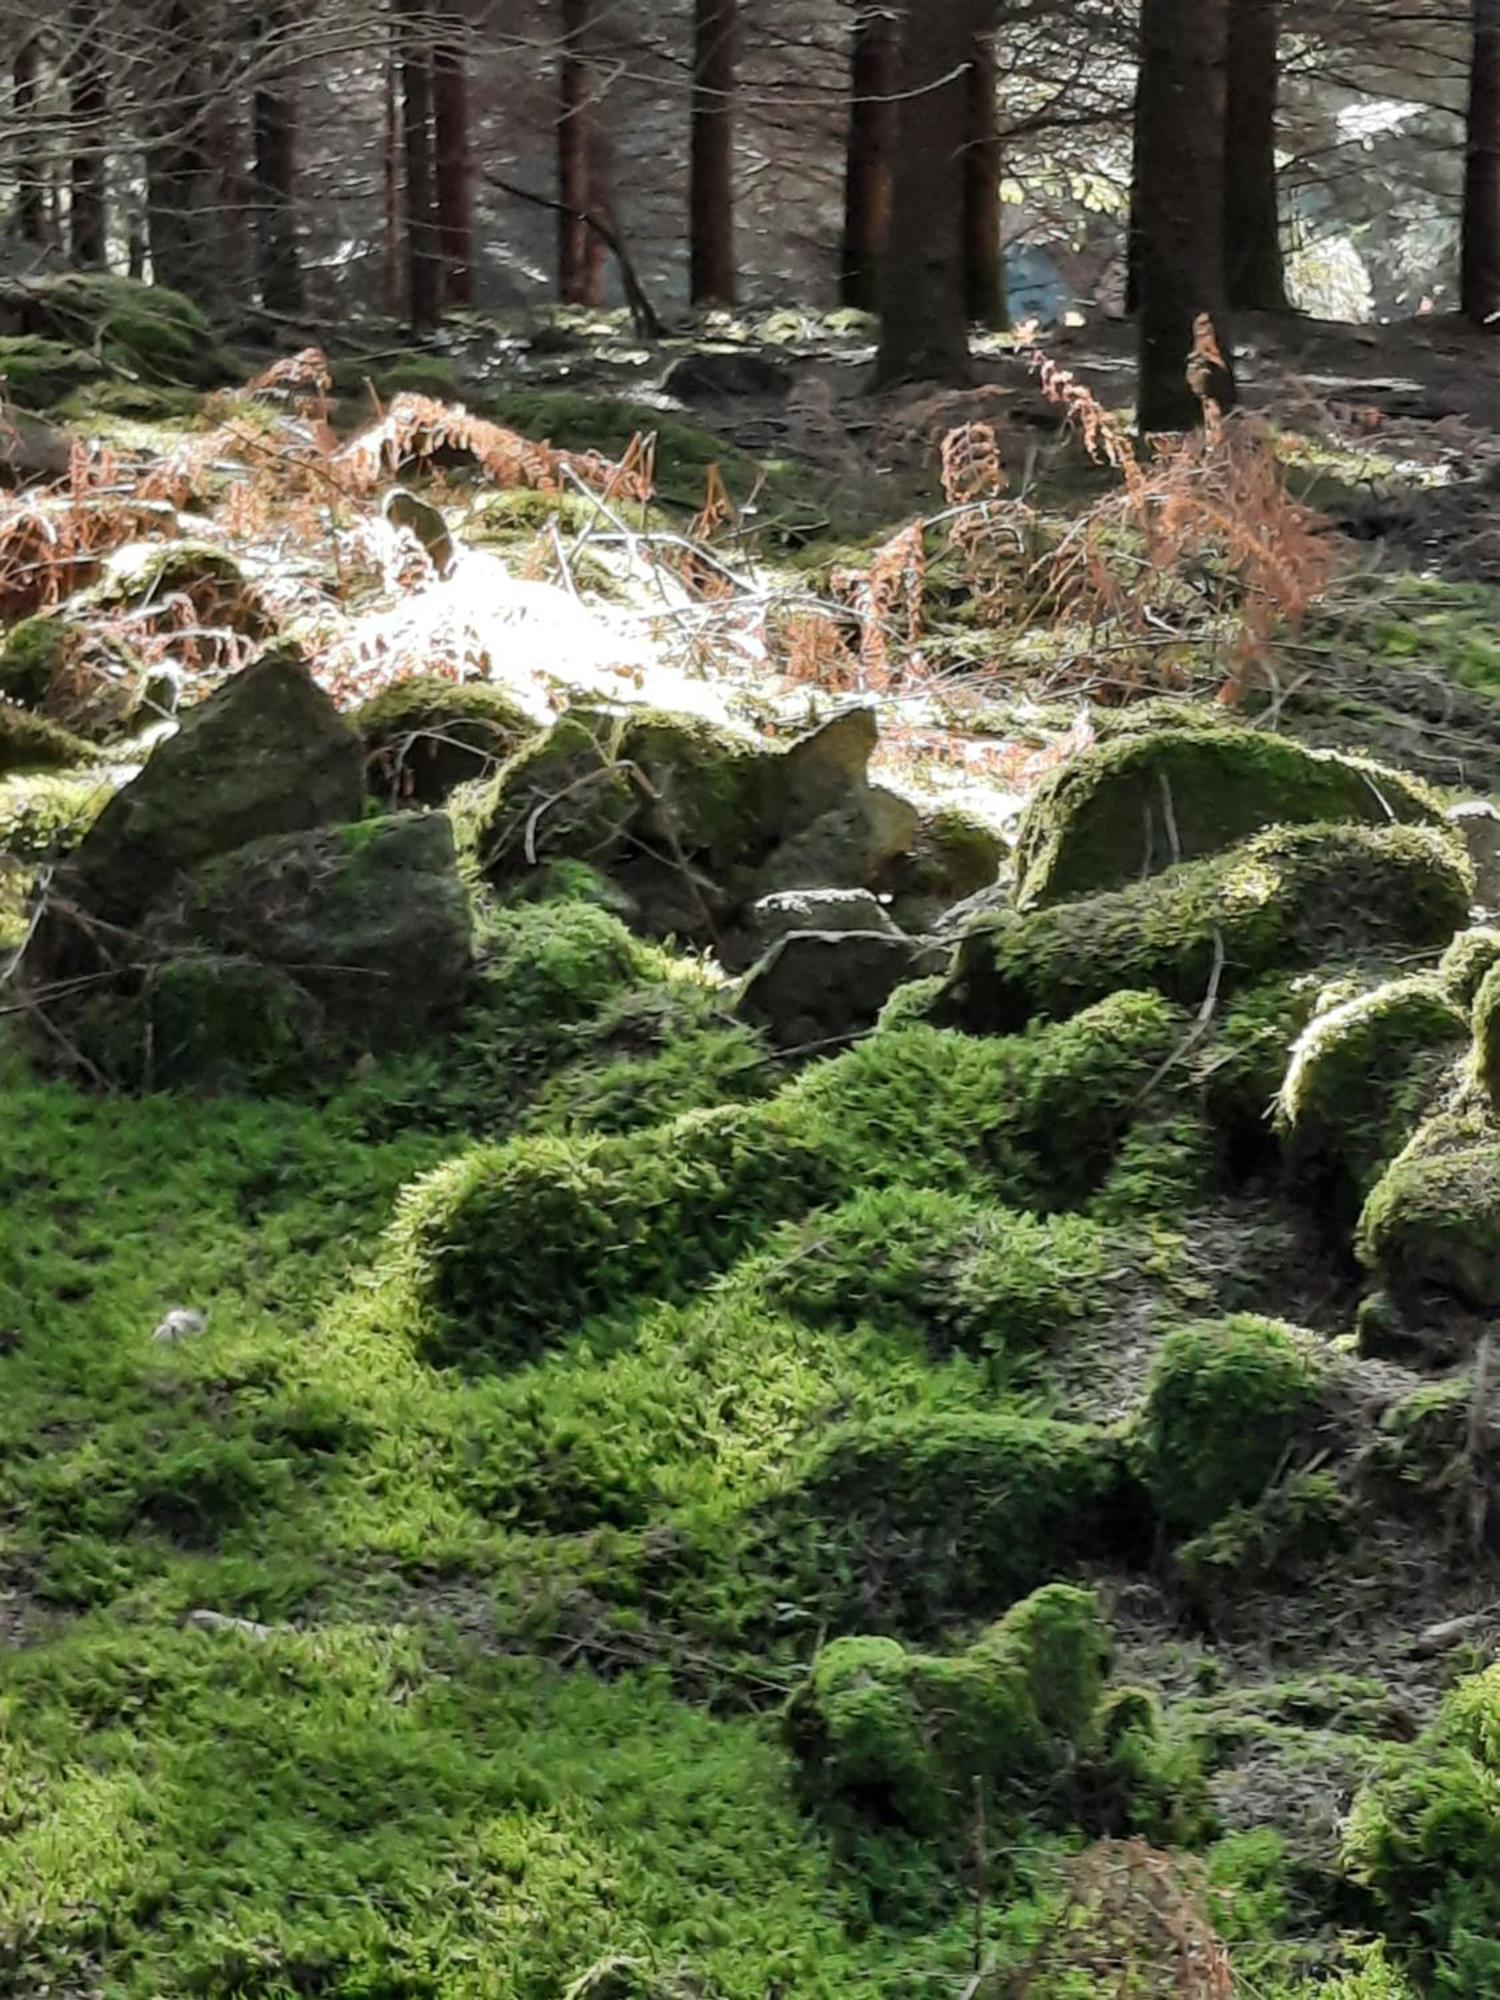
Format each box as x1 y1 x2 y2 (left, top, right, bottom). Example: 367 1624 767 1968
1277 976 1467 1226
0 273 238 386
1344 1665 1500 1989
0 333 101 406
781 1412 1130 1629
1440 927 1500 1012
879 805 1004 926
0 700 95 776
1195 972 1325 1170
1472 963 1500 1116
1135 1316 1336 1534
1358 1139 1500 1318
0 769 113 862
939 824 1471 1034
788 1583 1109 1837
1013 724 1439 910
358 675 542 806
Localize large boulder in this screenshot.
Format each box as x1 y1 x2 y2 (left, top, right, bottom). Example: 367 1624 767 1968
1014 724 1441 910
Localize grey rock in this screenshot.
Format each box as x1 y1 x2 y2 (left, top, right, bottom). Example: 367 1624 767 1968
1448 800 1500 908
662 350 793 401
743 888 897 957
736 929 948 1053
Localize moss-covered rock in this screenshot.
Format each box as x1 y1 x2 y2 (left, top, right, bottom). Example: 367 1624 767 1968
1135 1316 1336 1534
937 824 1471 1035
1195 972 1325 1169
1358 1140 1500 1324
1440 927 1500 1012
0 613 147 737
877 805 1005 929
0 769 113 862
0 275 238 387
358 675 542 807
90 540 268 638
1277 977 1467 1225
788 1584 1109 1836
782 1413 1130 1629
0 333 101 408
736 929 945 1052
0 700 95 776
1014 724 1440 910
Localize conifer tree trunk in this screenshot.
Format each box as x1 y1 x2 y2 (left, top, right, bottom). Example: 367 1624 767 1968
1224 0 1288 311
559 0 594 303
383 26 402 317
583 120 611 306
1464 0 1500 326
875 0 983 386
252 2 304 314
1133 0 1237 429
145 2 217 298
68 2 108 268
13 37 45 248
397 0 441 332
964 27 1006 329
691 0 737 305
433 0 474 306
842 4 897 312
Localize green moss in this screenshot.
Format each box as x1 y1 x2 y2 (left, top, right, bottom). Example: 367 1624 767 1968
0 769 113 862
0 700 95 775
1342 576 1500 699
1196 972 1324 1162
373 354 464 398
358 674 542 805
0 332 101 406
1013 725 1439 910
58 378 207 424
782 1411 1130 1628
939 823 1472 1034
1473 963 1500 1116
1358 1139 1500 1314
789 1584 1109 1837
0 274 239 386
1135 1316 1335 1534
1440 927 1500 1011
1277 976 1467 1222
477 388 769 503
469 487 607 540
874 972 944 1030
0 614 73 708
881 805 1003 923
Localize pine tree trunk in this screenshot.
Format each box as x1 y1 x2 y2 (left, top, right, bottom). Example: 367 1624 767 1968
875 0 981 386
691 0 737 306
964 27 1006 329
252 3 305 314
583 119 611 306
144 3 217 299
1224 0 1288 311
1134 0 1237 429
841 4 897 312
558 0 593 303
1464 0 1500 327
433 0 474 307
398 0 441 333
384 26 403 318
68 3 109 268
13 37 45 248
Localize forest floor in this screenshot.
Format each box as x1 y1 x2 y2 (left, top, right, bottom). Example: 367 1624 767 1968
3 295 1500 2000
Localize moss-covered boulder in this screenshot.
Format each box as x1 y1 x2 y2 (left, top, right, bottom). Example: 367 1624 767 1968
1277 977 1468 1225
358 676 542 806
937 824 1471 1035
875 804 1005 930
1359 1140 1500 1328
0 613 146 737
0 700 95 776
0 334 101 411
735 929 946 1052
1441 926 1500 1012
474 704 924 949
1473 964 1500 1117
0 274 238 387
788 1584 1109 1836
1014 724 1440 910
0 769 113 862
1134 1316 1336 1534
782 1412 1130 1628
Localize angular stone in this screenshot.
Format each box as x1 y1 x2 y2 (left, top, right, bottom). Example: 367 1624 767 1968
737 929 947 1052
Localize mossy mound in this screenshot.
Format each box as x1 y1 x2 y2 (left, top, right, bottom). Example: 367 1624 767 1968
0 334 101 408
938 824 1471 1035
0 769 113 863
788 1584 1109 1837
358 675 542 806
781 1412 1130 1629
1344 1665 1500 1989
1358 1139 1500 1323
1134 1316 1337 1534
0 275 238 387
878 805 1004 928
398 993 1187 1367
1472 963 1500 1116
1277 977 1468 1225
1440 926 1500 1011
1014 725 1439 909
0 613 147 737
0 700 95 776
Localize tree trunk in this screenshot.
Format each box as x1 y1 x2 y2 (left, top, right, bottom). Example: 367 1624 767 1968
145 3 218 298
558 0 593 303
1133 0 1237 429
1224 0 1288 311
841 4 897 312
383 23 402 318
252 3 304 314
13 37 45 248
964 27 1006 328
68 3 109 268
690 0 737 306
397 0 441 333
583 119 611 306
1463 0 1500 327
433 0 474 306
875 0 982 387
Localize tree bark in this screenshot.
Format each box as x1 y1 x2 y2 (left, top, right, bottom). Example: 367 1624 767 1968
1134 0 1237 429
397 0 441 332
252 2 304 314
383 22 402 318
559 0 594 303
875 0 983 386
690 0 737 306
144 2 218 299
13 37 45 248
964 27 1006 329
841 4 897 312
1463 0 1500 327
433 0 474 306
1224 0 1288 311
68 3 108 268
